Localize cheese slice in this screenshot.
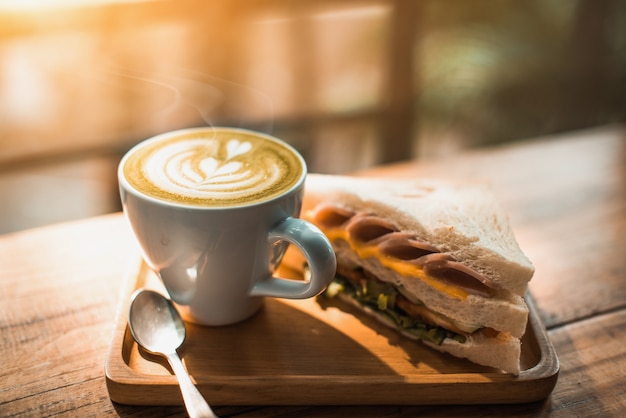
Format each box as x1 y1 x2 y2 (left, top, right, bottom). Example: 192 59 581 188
321 228 469 300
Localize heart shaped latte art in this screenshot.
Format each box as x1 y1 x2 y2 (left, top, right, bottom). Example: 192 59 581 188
145 137 283 201
197 158 244 185
125 129 305 207
226 139 252 159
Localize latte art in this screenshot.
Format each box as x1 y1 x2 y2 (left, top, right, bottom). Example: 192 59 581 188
148 138 281 199
123 128 304 207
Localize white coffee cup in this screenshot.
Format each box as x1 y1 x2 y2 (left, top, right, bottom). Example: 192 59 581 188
118 127 336 325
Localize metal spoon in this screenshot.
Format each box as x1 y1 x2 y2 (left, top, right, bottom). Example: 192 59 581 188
128 289 217 418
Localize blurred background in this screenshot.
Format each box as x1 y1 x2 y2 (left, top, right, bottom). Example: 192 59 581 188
1 0 625 233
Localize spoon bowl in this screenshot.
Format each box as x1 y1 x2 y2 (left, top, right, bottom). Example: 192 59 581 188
129 289 217 418
129 289 186 354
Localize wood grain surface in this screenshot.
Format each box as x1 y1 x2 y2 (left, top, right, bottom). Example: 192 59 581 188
1 124 625 417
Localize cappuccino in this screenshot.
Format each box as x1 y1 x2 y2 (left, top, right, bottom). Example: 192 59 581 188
123 127 304 207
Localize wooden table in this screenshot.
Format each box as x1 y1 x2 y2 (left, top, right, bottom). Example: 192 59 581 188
1 125 624 417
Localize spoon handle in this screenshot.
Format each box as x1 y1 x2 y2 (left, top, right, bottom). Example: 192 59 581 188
167 352 218 418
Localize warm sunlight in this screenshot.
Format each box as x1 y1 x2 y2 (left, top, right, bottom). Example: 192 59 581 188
0 0 148 12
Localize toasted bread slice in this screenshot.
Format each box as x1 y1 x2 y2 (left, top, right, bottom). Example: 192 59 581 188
285 174 535 374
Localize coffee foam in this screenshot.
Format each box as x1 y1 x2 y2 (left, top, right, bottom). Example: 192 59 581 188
123 129 303 207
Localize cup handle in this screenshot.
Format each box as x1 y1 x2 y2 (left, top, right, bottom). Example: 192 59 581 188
250 217 336 299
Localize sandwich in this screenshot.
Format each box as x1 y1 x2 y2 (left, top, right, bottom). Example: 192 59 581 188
290 174 534 375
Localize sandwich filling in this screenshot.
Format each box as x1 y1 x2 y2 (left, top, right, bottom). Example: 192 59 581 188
324 265 505 346
308 204 499 300
307 204 506 346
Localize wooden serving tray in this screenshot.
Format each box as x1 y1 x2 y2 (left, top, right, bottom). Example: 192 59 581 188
105 260 559 406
